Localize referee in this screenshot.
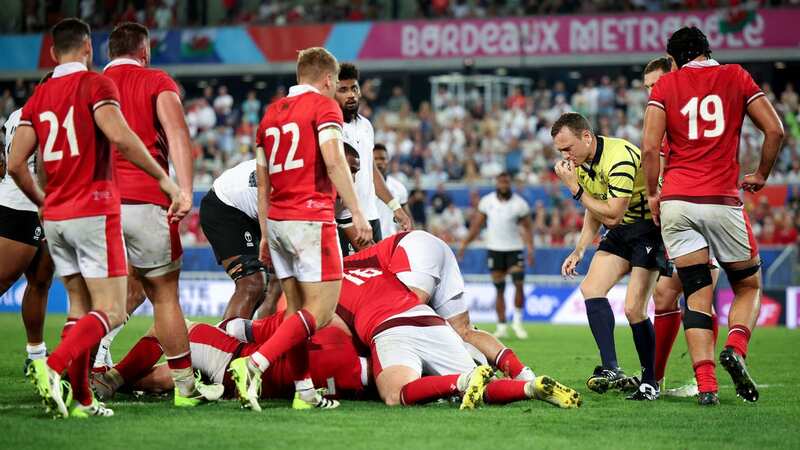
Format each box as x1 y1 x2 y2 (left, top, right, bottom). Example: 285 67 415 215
335 63 411 254
553 112 661 401
458 172 534 340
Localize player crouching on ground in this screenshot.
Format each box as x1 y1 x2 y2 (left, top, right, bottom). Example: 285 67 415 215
345 230 536 382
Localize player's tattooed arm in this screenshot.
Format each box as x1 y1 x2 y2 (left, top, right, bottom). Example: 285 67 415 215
7 125 44 206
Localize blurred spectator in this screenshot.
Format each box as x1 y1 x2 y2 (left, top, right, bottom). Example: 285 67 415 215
430 183 452 215
213 85 234 125
241 90 261 125
408 186 428 228
386 86 410 112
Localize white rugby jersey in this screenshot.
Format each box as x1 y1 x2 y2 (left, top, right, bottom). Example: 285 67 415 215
477 192 530 251
212 159 258 220
376 174 408 238
0 109 37 212
342 114 378 220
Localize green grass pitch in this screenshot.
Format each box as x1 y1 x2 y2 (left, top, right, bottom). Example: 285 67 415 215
0 314 798 450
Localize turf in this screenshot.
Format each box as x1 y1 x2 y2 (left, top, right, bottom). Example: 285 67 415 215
0 314 797 450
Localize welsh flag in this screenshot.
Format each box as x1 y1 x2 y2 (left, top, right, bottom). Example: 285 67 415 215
718 1 758 34
180 29 217 58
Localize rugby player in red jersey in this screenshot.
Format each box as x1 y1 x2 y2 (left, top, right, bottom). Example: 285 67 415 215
228 47 371 411
345 230 536 382
642 27 784 405
642 56 721 397
8 18 183 418
96 22 223 406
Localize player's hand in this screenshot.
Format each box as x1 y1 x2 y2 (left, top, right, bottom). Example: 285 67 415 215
740 172 767 193
170 190 193 223
259 238 271 265
527 249 535 267
647 194 661 226
159 177 185 222
561 250 582 279
393 208 413 231
351 212 372 248
554 159 579 191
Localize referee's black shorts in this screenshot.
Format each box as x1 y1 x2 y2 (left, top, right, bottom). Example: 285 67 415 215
598 219 665 271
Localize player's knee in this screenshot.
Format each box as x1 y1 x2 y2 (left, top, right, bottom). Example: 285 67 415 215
235 273 266 303
384 391 402 406
493 280 506 295
676 264 712 300
624 303 647 322
724 262 761 289
225 255 265 283
653 282 679 311
510 270 524 284
682 308 713 331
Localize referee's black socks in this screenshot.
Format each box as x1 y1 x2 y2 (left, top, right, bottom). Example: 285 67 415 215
630 318 656 386
585 298 619 370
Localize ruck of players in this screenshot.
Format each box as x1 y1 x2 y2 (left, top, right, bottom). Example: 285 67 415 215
0 17 783 419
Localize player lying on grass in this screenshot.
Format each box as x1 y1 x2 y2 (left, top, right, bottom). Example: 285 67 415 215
94 270 581 409
344 230 536 382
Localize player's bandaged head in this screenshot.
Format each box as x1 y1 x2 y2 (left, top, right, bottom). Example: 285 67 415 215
296 47 339 84
667 26 712 69
51 18 91 56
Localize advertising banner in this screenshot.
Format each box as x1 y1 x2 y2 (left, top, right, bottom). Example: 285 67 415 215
1 8 798 73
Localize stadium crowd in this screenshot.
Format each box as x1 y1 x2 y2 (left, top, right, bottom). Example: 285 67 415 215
2 70 798 250
10 0 800 32
162 74 800 249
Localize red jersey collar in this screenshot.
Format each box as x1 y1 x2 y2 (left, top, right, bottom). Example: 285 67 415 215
683 58 719 69
288 84 320 97
103 57 142 72
52 62 87 78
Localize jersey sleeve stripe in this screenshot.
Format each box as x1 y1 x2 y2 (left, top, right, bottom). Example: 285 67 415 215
746 91 766 106
92 99 120 111
318 122 342 132
17 120 32 126
608 185 633 194
647 100 665 110
609 161 636 173
624 146 641 162
609 172 635 182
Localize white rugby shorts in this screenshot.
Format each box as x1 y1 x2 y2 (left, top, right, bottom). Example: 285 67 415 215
660 200 758 264
267 219 343 282
370 305 476 378
44 214 127 278
122 203 182 277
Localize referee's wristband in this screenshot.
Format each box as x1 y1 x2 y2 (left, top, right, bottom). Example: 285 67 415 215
387 198 402 212
572 186 584 201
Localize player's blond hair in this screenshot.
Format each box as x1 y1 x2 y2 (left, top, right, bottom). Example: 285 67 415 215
296 47 339 84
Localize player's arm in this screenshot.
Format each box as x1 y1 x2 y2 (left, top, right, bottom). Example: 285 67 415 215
519 214 535 266
642 105 665 199
255 146 271 264
94 104 183 219
373 165 412 231
457 210 486 260
742 96 785 192
562 209 601 278
7 125 44 207
320 127 371 247
156 90 193 217
556 159 629 228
